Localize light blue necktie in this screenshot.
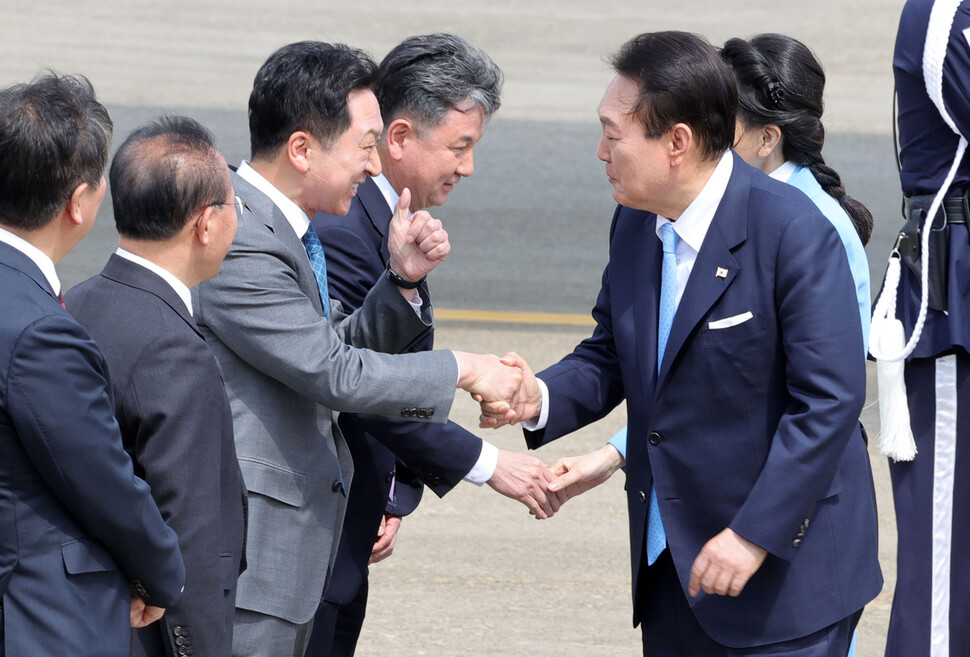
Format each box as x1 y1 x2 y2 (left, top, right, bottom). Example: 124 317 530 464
647 222 678 565
301 229 331 321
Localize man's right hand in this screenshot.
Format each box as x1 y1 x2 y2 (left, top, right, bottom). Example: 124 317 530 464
130 595 165 628
486 449 566 519
453 351 522 421
548 444 625 502
478 352 541 428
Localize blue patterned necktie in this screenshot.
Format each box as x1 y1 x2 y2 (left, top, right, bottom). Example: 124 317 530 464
647 222 678 565
301 229 331 321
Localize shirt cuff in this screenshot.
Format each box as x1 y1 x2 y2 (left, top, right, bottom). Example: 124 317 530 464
519 378 549 431
464 440 499 485
608 426 628 459
407 288 423 314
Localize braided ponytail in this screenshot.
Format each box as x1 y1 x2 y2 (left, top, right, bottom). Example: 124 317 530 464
721 34 874 244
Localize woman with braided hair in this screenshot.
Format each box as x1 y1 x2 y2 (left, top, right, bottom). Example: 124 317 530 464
721 34 872 354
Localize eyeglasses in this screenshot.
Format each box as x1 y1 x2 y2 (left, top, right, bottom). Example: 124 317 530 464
192 195 245 229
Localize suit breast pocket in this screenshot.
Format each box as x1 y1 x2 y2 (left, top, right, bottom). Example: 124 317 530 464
699 311 766 346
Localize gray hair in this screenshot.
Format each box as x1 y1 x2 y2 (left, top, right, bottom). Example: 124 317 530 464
375 33 502 133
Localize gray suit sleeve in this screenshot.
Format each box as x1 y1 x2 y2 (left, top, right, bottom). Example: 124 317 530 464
195 221 457 421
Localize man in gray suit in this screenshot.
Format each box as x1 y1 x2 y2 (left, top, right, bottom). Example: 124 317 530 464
193 41 538 657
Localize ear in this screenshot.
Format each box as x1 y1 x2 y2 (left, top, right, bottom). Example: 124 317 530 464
287 131 313 174
385 118 413 162
668 123 693 166
65 182 91 227
759 124 783 158
192 205 216 247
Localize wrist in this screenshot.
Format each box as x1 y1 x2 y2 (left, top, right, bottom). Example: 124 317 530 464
385 265 424 290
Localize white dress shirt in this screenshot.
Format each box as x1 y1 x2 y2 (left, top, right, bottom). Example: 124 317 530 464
0 226 60 295
115 248 193 316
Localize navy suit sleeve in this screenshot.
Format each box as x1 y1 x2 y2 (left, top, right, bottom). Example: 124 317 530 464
526 208 626 449
729 211 866 559
123 330 233 654
6 314 185 607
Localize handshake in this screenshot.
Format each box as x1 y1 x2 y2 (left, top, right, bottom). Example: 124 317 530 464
452 351 626 520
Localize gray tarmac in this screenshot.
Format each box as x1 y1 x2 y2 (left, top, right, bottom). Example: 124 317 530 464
1 1 906 654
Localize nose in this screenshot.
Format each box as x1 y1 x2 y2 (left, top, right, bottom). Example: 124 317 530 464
456 148 475 177
365 147 381 176
596 133 611 163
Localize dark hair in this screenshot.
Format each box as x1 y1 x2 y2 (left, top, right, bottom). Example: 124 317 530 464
248 41 377 159
721 34 873 245
0 73 112 230
375 33 502 133
110 115 228 240
610 32 736 161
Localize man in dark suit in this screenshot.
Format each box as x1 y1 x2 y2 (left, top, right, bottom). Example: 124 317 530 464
193 41 545 657
306 34 561 657
483 32 882 655
0 75 185 657
67 116 247 657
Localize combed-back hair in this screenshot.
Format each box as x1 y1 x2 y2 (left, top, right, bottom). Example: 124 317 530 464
110 115 228 241
375 33 502 133
721 34 873 244
248 41 377 159
0 73 112 230
610 31 737 161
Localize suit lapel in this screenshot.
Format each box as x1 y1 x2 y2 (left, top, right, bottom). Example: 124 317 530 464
657 156 750 386
355 178 393 266
231 169 325 316
632 217 662 402
100 255 203 338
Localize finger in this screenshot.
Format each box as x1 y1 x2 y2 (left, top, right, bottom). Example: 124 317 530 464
711 568 733 596
405 210 432 243
727 573 746 597
688 554 708 597
390 188 412 232
412 214 443 245
548 466 585 492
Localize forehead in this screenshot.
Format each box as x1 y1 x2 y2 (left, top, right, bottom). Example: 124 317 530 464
422 106 486 142
598 75 640 126
343 88 383 139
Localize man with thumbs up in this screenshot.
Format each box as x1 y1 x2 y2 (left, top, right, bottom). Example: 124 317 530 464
193 41 530 657
305 34 562 657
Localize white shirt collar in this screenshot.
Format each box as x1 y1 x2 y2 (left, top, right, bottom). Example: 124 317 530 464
236 161 311 239
0 225 60 295
767 160 797 183
115 248 194 316
655 150 734 253
372 173 399 213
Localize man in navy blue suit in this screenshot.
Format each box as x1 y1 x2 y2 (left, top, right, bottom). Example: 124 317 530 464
68 116 247 657
306 33 562 657
483 32 882 655
0 75 185 657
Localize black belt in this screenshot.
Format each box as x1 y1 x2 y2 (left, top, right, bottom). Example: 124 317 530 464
904 193 968 225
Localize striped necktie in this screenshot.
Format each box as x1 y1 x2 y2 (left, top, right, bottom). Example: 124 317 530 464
301 229 331 321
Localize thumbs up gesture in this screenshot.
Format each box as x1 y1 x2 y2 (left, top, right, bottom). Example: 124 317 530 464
387 187 451 284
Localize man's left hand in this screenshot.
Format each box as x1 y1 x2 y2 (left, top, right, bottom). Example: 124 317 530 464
370 513 402 564
688 528 767 597
387 187 450 282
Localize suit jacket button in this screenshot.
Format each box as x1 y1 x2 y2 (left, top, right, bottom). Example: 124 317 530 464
332 480 345 494
175 637 185 646
173 626 184 637
178 648 187 656
792 538 802 548
416 409 428 419
639 490 647 502
801 518 810 530
648 432 661 445
386 471 395 483
427 409 434 418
